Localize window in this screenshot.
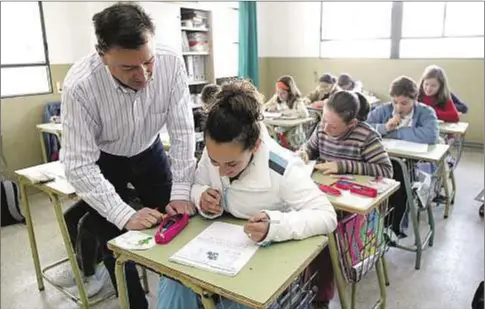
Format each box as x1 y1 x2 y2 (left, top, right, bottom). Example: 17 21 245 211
320 2 393 58
400 2 484 58
1 2 51 98
320 1 484 59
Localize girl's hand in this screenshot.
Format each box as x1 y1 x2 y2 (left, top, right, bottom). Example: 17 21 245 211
315 161 338 175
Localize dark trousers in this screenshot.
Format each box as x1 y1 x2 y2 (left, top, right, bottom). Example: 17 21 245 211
64 139 172 309
387 160 408 235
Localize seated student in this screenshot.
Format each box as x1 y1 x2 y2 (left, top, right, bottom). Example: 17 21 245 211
337 73 363 93
300 90 393 178
263 75 309 118
193 83 221 132
156 79 337 309
367 76 439 237
297 90 392 309
417 65 460 123
263 75 309 150
304 73 339 108
367 76 439 144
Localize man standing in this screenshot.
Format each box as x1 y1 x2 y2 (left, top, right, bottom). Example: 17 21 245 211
60 3 196 308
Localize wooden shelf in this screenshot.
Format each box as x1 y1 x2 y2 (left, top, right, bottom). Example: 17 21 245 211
181 26 209 32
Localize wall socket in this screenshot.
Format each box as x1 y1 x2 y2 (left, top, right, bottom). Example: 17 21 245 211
56 81 63 93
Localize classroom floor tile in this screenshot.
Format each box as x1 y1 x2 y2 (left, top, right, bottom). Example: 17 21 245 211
1 149 483 309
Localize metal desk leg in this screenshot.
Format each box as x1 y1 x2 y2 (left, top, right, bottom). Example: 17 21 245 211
38 130 48 163
375 257 387 309
50 193 89 309
115 256 130 309
441 159 452 219
350 283 357 309
389 157 435 270
382 255 390 286
328 232 350 309
19 179 44 291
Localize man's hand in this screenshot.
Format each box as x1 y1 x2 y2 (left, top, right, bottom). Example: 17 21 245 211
200 188 223 215
165 200 196 216
125 208 164 230
315 161 338 175
385 116 401 132
244 212 270 243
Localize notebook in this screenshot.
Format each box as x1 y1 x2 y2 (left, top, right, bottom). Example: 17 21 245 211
169 222 259 277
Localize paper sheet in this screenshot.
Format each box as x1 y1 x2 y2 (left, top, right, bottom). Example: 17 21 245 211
169 222 259 277
381 139 429 153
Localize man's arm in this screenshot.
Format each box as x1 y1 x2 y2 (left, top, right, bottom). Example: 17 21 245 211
165 56 197 202
61 86 136 230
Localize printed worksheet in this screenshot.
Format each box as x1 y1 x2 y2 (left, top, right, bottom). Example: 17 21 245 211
169 222 259 277
381 139 429 153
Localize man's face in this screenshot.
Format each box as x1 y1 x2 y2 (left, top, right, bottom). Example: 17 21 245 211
100 33 155 91
392 95 415 117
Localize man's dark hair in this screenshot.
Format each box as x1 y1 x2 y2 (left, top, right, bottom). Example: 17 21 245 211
93 2 155 52
389 76 419 100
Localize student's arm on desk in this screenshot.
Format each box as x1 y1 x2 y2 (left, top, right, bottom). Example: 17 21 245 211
263 161 338 243
366 105 390 136
262 95 278 112
191 150 223 220
301 125 320 161
388 108 439 144
338 134 393 178
61 86 136 230
294 98 310 118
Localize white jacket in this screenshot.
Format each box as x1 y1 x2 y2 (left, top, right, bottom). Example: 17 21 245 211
190 126 337 244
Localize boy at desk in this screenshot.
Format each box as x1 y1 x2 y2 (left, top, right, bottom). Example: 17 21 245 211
263 75 310 150
366 76 439 238
298 90 392 308
157 79 337 309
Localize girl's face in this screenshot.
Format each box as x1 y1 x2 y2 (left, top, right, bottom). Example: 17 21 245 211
205 136 260 178
276 88 289 102
340 82 353 91
322 106 357 138
319 82 334 95
423 78 441 97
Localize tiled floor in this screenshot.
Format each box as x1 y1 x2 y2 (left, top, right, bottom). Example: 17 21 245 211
1 149 483 309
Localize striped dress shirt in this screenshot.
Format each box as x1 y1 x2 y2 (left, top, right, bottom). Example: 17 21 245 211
304 122 393 178
60 46 196 230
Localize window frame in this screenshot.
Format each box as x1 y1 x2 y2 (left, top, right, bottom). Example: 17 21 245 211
319 1 484 60
1 2 53 99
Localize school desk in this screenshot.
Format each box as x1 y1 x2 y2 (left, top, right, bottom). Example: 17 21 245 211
37 123 63 163
438 121 469 169
15 161 148 309
312 172 400 309
384 142 451 270
108 216 328 309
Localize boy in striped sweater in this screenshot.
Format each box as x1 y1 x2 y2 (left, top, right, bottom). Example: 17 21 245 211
299 90 392 309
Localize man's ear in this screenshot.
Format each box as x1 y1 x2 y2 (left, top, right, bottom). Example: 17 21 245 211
95 45 108 65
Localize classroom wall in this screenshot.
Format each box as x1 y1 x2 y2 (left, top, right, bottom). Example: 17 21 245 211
257 2 485 146
1 2 483 180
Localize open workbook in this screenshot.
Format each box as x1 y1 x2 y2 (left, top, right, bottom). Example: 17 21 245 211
169 222 259 277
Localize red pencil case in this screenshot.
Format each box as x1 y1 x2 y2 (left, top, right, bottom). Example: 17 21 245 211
154 213 190 245
335 181 378 198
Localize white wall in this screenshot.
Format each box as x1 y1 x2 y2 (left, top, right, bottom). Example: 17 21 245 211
42 0 239 77
257 2 321 58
